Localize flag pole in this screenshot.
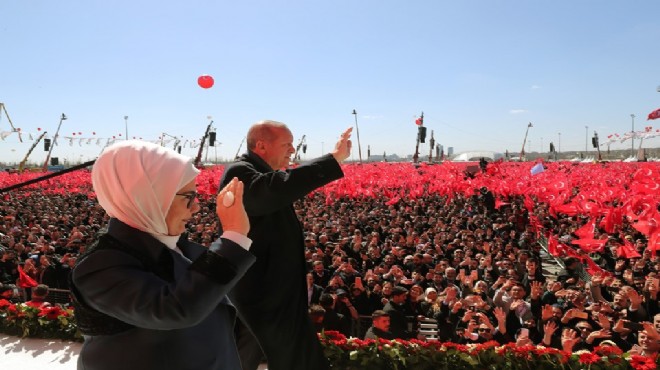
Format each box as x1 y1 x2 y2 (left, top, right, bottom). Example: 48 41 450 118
352 109 363 164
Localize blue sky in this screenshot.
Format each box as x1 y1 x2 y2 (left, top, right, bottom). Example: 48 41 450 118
1 1 659 164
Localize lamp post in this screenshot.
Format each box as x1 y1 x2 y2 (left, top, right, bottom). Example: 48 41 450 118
585 125 588 153
124 116 129 140
558 132 561 153
351 109 363 164
630 114 635 157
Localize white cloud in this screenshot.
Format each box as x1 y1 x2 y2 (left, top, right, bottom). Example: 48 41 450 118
509 109 527 114
531 85 541 89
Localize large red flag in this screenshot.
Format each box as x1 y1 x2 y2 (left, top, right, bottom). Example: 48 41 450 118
17 265 38 288
616 240 641 259
546 234 561 257
415 117 423 125
648 108 660 120
574 218 595 239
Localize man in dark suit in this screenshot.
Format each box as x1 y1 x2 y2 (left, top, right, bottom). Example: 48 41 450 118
307 272 324 306
219 120 352 370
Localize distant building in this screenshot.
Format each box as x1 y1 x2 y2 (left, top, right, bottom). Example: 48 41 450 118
451 151 504 162
447 147 454 156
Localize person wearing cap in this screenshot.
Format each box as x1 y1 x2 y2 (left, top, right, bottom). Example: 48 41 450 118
218 121 352 370
71 141 255 370
383 285 413 339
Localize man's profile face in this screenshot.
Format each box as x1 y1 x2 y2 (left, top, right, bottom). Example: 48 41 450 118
373 316 390 331
259 128 295 170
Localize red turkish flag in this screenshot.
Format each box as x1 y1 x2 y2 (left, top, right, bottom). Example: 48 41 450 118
616 240 641 259
17 265 38 288
546 234 562 257
574 218 595 239
415 117 422 126
647 108 660 120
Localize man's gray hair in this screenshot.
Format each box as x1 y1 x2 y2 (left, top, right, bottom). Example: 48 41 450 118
246 120 289 150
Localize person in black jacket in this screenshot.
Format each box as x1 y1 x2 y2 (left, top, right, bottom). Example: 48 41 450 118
219 120 352 370
383 286 413 339
71 140 255 370
364 310 395 340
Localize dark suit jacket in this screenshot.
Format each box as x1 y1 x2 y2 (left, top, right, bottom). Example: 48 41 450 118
309 283 324 306
219 151 343 370
72 219 255 370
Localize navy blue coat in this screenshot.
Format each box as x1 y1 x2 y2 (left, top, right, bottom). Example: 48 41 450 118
72 219 255 370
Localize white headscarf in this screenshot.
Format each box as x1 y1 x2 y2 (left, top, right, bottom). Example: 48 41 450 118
92 140 200 236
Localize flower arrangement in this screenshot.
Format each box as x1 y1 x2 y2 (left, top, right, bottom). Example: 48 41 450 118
1 300 658 369
0 299 81 341
319 331 659 370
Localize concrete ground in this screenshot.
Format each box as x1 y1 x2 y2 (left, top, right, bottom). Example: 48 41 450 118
1 335 268 369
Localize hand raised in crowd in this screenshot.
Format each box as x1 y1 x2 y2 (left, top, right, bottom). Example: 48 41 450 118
625 288 643 309
444 286 458 304
541 304 554 322
615 260 626 271
544 320 559 338
590 273 604 287
510 299 525 312
216 177 249 236
642 322 660 340
530 281 543 300
594 311 611 330
331 127 353 163
561 328 580 352
586 329 612 345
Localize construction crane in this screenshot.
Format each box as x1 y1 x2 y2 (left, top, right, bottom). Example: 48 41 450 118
0 103 22 142
18 132 47 172
160 133 181 151
294 135 306 163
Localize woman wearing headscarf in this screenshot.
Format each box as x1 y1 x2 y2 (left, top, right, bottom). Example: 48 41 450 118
71 140 255 370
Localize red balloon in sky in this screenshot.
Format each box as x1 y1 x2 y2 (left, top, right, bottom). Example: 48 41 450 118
198 75 214 89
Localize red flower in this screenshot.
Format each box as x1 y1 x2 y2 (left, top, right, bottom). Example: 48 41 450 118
0 298 12 309
593 345 623 356
630 355 657 370
38 306 68 320
321 330 346 341
578 352 601 365
25 301 43 308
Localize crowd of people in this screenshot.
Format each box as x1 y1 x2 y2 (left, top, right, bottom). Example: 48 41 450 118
1 163 659 359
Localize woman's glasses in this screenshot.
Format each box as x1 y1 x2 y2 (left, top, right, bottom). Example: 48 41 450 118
175 191 198 209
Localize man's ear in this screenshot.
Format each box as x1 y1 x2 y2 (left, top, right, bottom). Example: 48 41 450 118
253 140 266 154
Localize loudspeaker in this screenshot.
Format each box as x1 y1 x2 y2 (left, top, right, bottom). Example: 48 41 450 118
209 132 216 146
592 137 598 148
177 146 182 154
418 126 427 143
549 142 555 153
50 157 59 166
302 144 307 154
44 138 51 151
